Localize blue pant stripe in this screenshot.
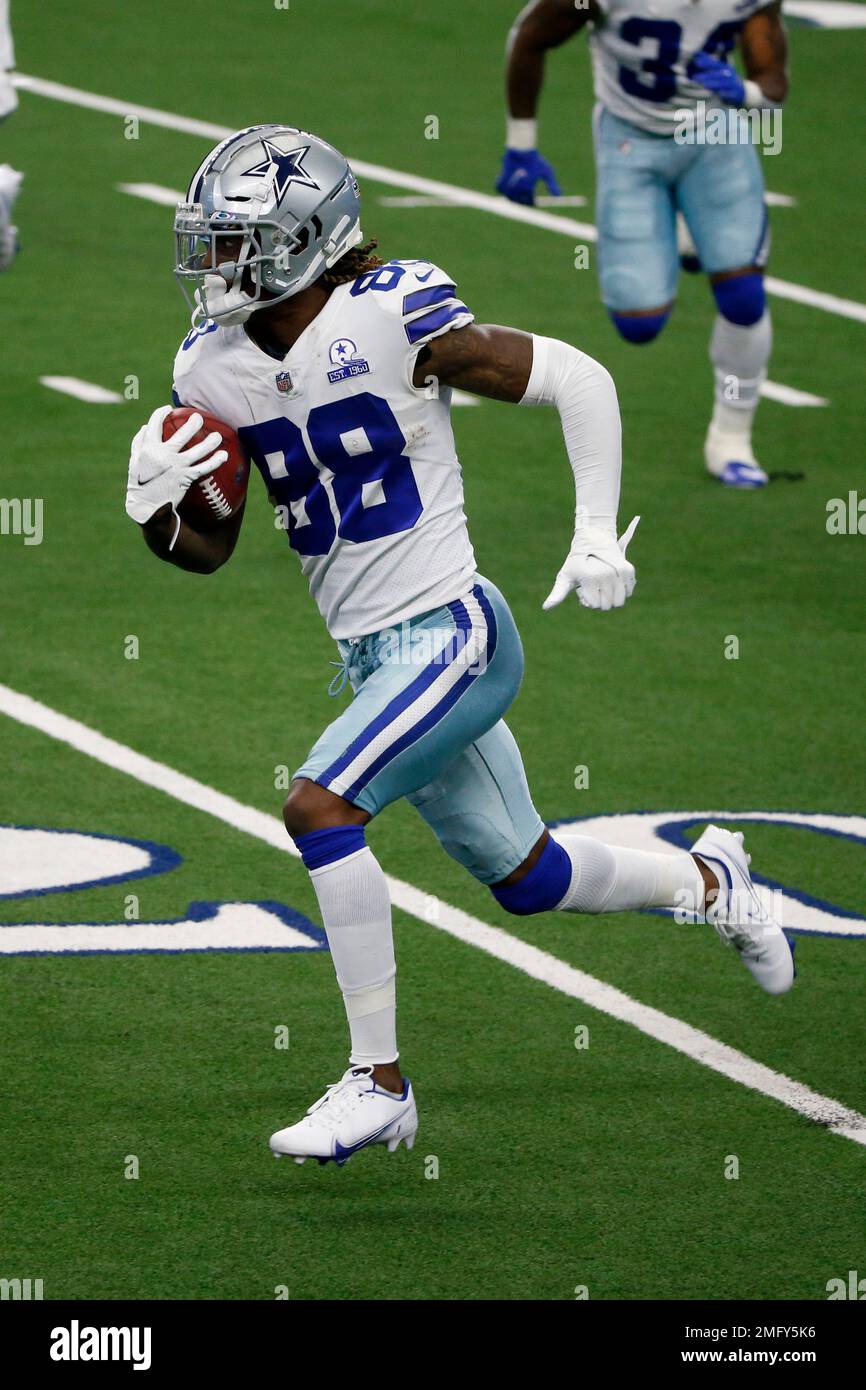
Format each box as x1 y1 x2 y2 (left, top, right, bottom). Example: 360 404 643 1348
319 585 496 800
341 587 499 801
318 598 475 791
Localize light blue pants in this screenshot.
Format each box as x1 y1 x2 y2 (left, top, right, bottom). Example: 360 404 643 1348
594 105 769 311
294 576 545 883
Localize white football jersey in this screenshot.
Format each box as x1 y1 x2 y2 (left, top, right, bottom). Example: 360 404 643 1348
0 0 17 119
173 260 478 640
590 0 766 135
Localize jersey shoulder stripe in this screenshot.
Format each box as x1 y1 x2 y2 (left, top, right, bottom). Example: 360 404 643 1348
403 282 457 315
405 300 471 345
370 260 475 348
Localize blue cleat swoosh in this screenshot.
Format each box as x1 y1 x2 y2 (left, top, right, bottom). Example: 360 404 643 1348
720 460 768 489
333 1119 395 1166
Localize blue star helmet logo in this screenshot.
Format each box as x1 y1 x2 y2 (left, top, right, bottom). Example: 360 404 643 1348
240 139 320 205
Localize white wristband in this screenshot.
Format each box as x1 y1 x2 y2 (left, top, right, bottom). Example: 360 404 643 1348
743 80 775 109
506 117 537 151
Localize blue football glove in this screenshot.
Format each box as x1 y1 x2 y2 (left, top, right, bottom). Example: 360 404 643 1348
688 51 746 106
496 148 561 207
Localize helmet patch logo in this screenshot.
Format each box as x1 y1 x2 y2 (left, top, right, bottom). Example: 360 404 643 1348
241 139 320 205
327 338 370 384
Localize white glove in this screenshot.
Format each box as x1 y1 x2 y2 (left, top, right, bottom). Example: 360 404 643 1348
543 515 639 612
125 404 227 525
194 273 257 326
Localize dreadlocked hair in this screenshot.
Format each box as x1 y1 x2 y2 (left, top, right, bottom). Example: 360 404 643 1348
321 238 385 287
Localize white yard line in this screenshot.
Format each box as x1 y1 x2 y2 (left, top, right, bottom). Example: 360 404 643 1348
117 181 184 207
15 73 866 326
1 679 864 1148
39 376 123 403
761 380 828 407
378 193 589 209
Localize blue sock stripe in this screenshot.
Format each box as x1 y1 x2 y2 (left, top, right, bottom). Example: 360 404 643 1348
295 825 366 871
491 836 572 917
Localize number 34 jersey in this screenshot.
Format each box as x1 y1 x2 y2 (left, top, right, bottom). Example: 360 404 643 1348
590 0 767 136
172 259 478 640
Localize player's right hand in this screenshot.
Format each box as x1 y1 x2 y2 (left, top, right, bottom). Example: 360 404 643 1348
125 404 227 525
543 516 639 613
496 148 561 206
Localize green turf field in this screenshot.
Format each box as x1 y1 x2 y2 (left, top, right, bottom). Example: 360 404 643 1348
1 0 864 1302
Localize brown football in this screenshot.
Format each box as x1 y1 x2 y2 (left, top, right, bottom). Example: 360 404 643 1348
164 407 250 529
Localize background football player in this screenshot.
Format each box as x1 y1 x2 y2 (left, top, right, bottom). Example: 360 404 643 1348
0 0 22 272
497 0 789 489
125 126 793 1167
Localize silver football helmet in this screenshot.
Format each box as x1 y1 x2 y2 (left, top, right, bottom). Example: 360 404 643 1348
174 124 363 325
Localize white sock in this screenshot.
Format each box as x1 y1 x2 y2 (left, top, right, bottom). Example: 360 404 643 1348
551 833 706 915
708 311 772 446
308 846 397 1066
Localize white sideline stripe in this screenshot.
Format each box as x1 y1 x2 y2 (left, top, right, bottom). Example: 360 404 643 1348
1 679 864 1148
761 380 828 407
764 192 796 208
14 73 866 326
39 376 123 404
117 181 183 207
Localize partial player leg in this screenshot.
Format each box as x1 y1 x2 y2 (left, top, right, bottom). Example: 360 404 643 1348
0 163 22 272
409 720 709 910
269 780 419 1166
496 823 793 994
593 105 681 344
677 134 772 487
412 724 793 995
282 783 399 1085
271 577 523 1163
704 271 772 487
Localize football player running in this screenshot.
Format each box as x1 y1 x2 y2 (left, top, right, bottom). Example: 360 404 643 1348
497 1 789 489
125 126 793 1168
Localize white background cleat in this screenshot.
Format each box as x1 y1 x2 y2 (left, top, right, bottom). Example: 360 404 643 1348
269 1065 418 1167
704 426 768 488
693 824 795 995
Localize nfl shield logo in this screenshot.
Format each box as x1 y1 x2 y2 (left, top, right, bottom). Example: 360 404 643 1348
275 371 294 394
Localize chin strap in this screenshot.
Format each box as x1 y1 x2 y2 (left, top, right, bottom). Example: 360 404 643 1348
194 272 257 326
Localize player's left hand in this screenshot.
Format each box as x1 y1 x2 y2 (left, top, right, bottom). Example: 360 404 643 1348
688 51 746 106
543 516 639 612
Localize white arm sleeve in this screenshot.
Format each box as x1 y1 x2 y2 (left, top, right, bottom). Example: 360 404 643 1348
519 334 622 538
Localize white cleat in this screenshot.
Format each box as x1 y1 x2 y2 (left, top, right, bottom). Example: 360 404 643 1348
704 425 768 489
693 824 795 995
269 1065 418 1167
